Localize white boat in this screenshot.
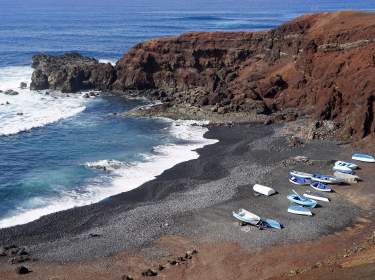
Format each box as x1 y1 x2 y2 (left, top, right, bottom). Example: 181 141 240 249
333 172 360 184
303 192 330 202
352 153 375 163
253 184 276 196
311 173 343 184
289 170 313 179
334 161 358 170
232 209 261 225
287 204 312 216
332 165 353 174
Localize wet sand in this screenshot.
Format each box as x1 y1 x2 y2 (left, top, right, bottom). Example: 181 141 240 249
0 123 374 279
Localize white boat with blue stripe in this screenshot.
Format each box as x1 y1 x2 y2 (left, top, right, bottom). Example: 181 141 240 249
352 154 375 163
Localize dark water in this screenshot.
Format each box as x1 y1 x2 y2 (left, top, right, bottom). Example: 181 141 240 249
0 0 374 228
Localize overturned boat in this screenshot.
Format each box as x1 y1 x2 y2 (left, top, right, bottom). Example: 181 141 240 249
253 184 276 196
288 204 313 216
352 153 375 163
303 192 330 202
289 170 312 179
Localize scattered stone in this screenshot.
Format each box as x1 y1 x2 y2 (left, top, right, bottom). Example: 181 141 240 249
16 266 31 275
45 92 50 95
122 275 134 280
168 259 178 266
0 246 6 257
83 93 90 98
20 82 27 89
89 233 101 238
141 268 158 277
6 101 10 105
10 255 30 264
3 89 19 95
16 112 23 116
158 264 165 271
288 136 304 147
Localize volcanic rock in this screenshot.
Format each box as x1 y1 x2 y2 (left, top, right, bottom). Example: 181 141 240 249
30 53 116 93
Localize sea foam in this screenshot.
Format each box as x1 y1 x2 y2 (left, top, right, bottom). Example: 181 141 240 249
0 66 87 136
0 119 218 228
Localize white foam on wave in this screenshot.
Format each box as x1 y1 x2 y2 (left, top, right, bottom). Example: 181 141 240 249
85 159 126 171
0 119 218 228
98 59 116 66
0 66 87 136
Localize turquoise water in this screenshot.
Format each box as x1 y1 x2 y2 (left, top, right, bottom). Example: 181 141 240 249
0 0 374 228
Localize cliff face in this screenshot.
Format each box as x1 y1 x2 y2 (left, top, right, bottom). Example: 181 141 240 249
30 12 375 140
113 11 375 140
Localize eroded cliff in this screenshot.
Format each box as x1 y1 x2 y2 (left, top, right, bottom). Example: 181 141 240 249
31 11 375 140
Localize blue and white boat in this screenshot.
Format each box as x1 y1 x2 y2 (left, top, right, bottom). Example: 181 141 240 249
289 175 311 185
311 173 343 184
287 190 317 208
289 170 312 179
332 165 354 174
287 204 313 216
232 209 260 225
334 161 358 170
264 219 282 229
310 181 332 192
352 154 375 163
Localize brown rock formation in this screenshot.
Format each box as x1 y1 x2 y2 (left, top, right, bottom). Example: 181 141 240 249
30 12 375 141
113 11 375 140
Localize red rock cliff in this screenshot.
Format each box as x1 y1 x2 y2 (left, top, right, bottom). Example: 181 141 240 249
114 11 375 140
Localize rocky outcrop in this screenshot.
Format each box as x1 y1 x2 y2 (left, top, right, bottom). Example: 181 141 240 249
30 53 116 93
113 11 375 140
31 12 375 140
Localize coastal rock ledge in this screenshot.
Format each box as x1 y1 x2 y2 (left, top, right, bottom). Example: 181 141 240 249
31 11 375 141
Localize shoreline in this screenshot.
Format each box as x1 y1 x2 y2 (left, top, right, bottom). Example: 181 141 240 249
0 123 367 263
0 117 217 229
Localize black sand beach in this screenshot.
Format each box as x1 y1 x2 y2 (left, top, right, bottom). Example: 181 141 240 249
0 123 363 262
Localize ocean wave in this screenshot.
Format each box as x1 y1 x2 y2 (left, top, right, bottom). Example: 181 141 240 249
0 65 87 136
0 120 218 228
85 159 126 171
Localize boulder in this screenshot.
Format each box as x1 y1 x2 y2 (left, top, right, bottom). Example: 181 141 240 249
30 53 116 93
142 268 158 277
16 266 31 275
20 82 27 89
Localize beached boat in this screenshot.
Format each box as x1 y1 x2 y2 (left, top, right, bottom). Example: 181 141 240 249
310 181 332 192
289 170 312 178
311 173 343 184
287 190 317 208
333 172 360 184
303 192 330 202
264 219 282 229
232 209 261 225
332 165 353 174
287 204 313 216
253 184 276 196
289 175 311 185
334 161 358 170
352 153 375 162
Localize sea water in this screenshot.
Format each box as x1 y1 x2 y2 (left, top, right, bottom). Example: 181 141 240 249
0 0 374 228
